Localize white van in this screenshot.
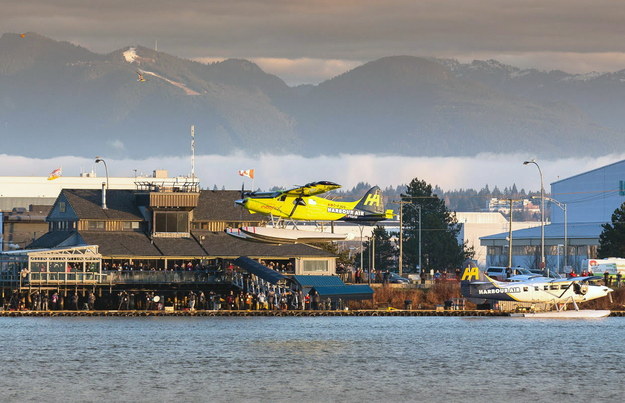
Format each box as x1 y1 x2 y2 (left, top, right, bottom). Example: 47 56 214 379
485 266 530 281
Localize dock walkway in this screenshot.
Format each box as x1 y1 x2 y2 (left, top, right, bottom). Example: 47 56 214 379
2 310 624 317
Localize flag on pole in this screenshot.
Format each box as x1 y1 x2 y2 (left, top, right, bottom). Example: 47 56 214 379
47 167 62 181
238 169 255 179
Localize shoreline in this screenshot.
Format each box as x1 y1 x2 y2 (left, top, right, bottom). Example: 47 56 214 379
1 309 624 317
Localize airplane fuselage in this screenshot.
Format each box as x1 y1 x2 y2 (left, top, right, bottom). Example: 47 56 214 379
237 193 392 222
463 279 611 304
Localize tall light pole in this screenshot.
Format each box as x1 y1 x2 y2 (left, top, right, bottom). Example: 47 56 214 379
399 202 403 276
523 159 545 273
539 196 568 272
398 202 422 274
95 156 109 189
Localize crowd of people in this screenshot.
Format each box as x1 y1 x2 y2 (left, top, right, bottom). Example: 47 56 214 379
1 288 343 311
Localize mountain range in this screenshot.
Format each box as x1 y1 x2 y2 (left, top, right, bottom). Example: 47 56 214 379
1 32 623 159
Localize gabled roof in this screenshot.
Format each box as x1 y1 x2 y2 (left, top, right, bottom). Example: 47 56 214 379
78 231 162 256
62 189 143 220
194 190 260 221
195 231 335 258
27 231 75 249
152 236 207 257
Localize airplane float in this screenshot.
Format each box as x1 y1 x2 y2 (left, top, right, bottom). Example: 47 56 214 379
226 181 394 244
460 261 613 318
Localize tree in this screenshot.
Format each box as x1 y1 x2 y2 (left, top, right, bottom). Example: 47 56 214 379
598 202 625 258
356 226 397 272
401 178 473 272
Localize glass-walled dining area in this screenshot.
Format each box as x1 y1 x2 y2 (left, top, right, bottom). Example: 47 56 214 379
0 245 103 286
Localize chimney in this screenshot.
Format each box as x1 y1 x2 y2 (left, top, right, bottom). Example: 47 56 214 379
101 182 108 210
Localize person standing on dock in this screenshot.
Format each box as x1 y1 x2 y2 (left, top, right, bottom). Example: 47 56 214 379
188 291 196 310
71 293 79 310
87 292 96 310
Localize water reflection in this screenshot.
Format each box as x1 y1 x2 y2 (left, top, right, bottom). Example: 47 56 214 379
0 317 624 402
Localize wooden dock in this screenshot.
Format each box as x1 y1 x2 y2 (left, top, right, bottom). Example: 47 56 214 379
2 309 624 317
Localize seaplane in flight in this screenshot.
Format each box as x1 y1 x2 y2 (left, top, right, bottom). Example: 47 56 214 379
226 181 394 244
460 261 613 318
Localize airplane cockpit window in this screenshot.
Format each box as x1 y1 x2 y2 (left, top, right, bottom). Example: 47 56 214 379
573 283 582 294
279 195 287 201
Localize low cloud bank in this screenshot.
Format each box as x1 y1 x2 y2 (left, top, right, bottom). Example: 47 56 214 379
1 153 623 192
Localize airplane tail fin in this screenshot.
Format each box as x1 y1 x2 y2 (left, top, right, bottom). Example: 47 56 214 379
354 186 386 214
460 259 495 303
460 260 491 283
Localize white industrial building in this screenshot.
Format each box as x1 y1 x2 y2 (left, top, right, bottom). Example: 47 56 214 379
481 159 625 272
456 212 540 269
0 170 196 210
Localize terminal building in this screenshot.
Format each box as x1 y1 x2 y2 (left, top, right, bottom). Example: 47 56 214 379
0 174 375 310
481 159 625 272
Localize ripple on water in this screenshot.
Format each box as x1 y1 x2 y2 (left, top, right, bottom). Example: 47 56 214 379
0 316 624 401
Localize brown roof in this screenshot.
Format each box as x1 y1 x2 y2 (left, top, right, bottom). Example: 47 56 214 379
79 231 162 256
194 190 261 221
27 231 75 249
152 236 207 257
63 189 144 220
195 231 335 259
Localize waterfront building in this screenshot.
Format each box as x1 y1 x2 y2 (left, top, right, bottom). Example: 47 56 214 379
481 159 625 271
0 170 195 250
0 179 344 306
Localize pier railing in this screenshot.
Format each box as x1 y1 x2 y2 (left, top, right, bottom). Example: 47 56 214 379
101 270 230 285
1 270 232 287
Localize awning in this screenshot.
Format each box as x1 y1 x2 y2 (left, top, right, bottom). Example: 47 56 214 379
310 285 374 300
234 256 287 285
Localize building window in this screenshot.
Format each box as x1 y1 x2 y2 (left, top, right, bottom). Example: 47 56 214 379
154 212 189 233
88 221 105 230
122 221 140 231
303 260 329 272
59 202 66 213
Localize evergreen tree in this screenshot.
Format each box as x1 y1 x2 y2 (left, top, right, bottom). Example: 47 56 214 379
400 178 473 272
598 202 625 258
356 226 397 271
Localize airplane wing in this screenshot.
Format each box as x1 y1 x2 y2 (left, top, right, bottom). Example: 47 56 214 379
283 181 341 197
550 276 602 283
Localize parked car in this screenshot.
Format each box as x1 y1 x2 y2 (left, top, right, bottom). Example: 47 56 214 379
388 272 410 284
485 266 532 281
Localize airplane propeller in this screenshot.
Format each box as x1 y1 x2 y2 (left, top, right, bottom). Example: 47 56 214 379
288 187 307 217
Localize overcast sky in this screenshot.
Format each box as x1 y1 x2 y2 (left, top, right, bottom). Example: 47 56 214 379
2 152 625 194
4 0 625 84
3 1 625 191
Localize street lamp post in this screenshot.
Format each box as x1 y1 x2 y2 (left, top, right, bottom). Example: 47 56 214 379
95 156 110 210
94 156 109 189
523 159 545 274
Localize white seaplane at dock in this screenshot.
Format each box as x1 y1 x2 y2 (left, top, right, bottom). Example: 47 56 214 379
460 261 613 318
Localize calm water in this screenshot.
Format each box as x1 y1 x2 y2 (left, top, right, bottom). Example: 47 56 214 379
1 316 624 402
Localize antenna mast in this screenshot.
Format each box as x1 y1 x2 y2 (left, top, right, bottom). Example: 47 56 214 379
191 125 196 178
